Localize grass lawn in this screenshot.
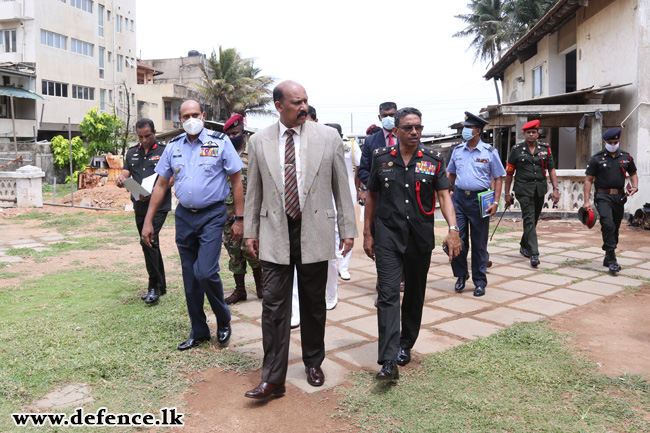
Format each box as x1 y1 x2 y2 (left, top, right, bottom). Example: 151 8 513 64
338 322 650 432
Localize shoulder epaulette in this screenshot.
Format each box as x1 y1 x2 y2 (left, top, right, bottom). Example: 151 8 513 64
169 133 185 143
208 130 226 139
538 142 550 147
373 145 395 157
423 148 443 160
128 143 139 150
486 145 496 152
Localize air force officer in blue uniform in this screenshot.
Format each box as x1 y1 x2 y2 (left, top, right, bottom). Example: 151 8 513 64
142 100 244 351
446 112 505 297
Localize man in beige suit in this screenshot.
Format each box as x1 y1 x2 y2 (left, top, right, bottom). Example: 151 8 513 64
244 81 357 399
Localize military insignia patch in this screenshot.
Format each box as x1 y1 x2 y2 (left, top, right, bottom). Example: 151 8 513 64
415 161 435 175
150 155 161 161
200 147 218 157
475 158 489 163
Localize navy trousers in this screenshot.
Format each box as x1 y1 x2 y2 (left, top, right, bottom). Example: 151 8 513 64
175 203 230 339
451 189 490 287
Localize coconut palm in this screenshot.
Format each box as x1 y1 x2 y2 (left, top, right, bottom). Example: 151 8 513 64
198 47 275 121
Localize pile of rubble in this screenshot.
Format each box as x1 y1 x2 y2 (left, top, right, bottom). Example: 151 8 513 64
56 184 132 210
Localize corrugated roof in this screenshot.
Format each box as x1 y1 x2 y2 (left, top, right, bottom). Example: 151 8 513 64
0 86 44 100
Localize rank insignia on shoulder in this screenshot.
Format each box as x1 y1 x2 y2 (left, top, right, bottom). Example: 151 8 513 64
390 149 397 156
375 149 379 155
436 152 441 158
417 150 423 157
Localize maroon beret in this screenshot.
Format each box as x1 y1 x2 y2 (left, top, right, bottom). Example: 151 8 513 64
366 124 377 135
224 114 244 132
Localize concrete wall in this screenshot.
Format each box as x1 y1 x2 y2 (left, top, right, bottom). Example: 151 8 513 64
0 141 58 183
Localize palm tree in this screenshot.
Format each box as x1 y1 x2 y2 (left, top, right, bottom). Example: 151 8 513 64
454 0 508 102
502 0 560 44
198 47 275 121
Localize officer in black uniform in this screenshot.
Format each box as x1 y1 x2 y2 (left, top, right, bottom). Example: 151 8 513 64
116 118 172 304
364 107 461 381
583 128 639 273
504 119 560 267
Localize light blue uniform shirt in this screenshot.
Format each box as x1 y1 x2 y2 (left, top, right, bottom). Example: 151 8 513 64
156 128 243 209
447 140 506 191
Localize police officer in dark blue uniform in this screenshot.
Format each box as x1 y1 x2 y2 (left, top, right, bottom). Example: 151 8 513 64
447 112 506 297
364 107 461 381
583 128 639 273
142 100 244 351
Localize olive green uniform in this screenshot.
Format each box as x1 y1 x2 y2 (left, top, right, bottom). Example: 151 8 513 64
223 147 261 274
506 141 555 256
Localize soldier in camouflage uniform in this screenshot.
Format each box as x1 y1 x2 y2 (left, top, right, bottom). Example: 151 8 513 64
222 114 263 304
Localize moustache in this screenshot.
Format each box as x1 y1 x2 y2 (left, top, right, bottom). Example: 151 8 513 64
297 111 308 119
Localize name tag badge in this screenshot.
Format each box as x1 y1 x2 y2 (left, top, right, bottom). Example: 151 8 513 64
173 154 182 158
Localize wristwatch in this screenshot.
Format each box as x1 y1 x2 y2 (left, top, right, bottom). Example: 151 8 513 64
359 185 368 191
449 225 460 232
234 216 244 221
552 186 559 191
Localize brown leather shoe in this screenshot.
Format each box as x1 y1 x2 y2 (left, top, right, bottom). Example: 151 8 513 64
305 366 325 387
244 382 286 399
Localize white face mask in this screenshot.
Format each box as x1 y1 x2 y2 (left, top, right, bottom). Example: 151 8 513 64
605 142 619 153
183 117 204 136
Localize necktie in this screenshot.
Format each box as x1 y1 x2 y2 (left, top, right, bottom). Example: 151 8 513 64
284 129 300 218
388 133 395 147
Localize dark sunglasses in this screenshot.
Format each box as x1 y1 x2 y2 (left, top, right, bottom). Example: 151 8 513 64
397 125 424 132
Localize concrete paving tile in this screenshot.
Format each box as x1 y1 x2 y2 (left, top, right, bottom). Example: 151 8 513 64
615 257 643 266
228 321 263 346
413 329 465 354
524 274 574 286
474 307 545 326
498 242 524 250
341 316 377 338
33 247 52 252
557 250 602 259
555 267 600 279
544 242 572 249
0 256 23 263
433 318 504 340
424 273 443 282
337 285 375 299
568 280 624 296
424 288 449 301
509 298 576 316
40 235 65 242
351 278 379 292
486 246 511 254
232 339 302 362
321 324 370 350
619 250 650 260
428 278 457 293
7 238 36 245
637 261 650 270
429 265 454 277
637 246 650 253
420 306 455 324
484 274 507 285
580 261 613 272
538 247 565 254
498 280 554 295
619 267 650 279
230 299 262 319
509 260 559 270
326 302 372 322
488 265 536 278
539 288 602 305
11 242 45 249
592 274 644 287
488 255 519 264
581 246 606 254
431 296 491 314
457 287 526 303
286 358 349 393
333 341 378 369
540 254 573 264
347 293 377 309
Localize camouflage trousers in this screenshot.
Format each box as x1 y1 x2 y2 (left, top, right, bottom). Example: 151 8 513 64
223 220 261 274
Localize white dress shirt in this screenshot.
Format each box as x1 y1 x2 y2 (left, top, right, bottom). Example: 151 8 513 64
279 121 304 209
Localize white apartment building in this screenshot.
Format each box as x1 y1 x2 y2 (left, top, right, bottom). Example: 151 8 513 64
0 0 137 141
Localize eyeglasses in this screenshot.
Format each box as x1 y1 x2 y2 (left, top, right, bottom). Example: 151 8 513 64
397 125 424 132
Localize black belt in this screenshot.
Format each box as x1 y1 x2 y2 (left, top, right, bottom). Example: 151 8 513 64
181 201 223 213
596 188 624 195
456 187 488 196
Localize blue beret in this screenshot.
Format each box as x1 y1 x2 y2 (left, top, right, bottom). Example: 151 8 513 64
461 111 489 128
602 128 621 140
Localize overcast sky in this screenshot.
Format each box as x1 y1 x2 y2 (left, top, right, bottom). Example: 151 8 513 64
136 0 499 135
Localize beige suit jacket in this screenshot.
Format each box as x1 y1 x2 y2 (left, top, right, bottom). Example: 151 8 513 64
244 121 358 265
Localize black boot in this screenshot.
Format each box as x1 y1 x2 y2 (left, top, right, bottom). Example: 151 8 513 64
607 251 621 273
145 286 160 304
252 267 264 299
225 274 247 304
